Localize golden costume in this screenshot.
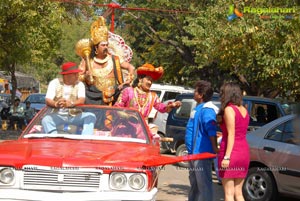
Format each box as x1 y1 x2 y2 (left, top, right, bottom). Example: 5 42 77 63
76 16 132 105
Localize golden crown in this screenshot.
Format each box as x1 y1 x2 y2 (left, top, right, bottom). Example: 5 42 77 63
90 16 108 45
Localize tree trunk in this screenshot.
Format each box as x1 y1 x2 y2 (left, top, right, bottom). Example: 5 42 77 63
9 63 17 104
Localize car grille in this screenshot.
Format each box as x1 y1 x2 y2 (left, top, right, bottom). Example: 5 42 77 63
23 167 102 191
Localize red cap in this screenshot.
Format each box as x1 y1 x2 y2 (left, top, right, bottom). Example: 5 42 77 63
60 62 82 75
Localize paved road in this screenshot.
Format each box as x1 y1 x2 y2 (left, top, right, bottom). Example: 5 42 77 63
157 164 223 201
157 163 300 201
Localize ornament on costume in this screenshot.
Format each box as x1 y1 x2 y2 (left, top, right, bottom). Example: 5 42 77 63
90 16 133 63
75 39 94 84
90 16 109 45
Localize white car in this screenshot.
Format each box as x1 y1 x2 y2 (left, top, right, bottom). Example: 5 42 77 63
149 84 193 121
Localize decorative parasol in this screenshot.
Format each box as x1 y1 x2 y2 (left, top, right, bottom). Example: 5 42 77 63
108 31 133 63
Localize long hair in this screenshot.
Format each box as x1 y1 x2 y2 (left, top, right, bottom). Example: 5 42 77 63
219 82 243 116
90 45 97 58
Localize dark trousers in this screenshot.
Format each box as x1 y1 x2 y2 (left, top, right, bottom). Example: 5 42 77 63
9 116 25 129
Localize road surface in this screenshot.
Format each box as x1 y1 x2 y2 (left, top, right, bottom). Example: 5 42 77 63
157 164 224 201
156 163 300 201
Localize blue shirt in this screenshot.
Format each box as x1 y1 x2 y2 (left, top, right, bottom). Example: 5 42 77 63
185 101 218 154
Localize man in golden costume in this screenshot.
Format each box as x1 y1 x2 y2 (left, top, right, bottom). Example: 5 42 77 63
77 16 135 105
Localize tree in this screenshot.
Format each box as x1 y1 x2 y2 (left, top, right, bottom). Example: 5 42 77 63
184 0 300 99
0 0 64 100
100 0 300 100
3 0 299 101
0 0 95 95
108 0 202 85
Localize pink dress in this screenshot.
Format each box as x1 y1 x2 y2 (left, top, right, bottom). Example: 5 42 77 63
114 87 168 119
218 104 250 178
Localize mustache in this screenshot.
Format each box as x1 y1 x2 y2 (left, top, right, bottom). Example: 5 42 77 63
103 48 108 53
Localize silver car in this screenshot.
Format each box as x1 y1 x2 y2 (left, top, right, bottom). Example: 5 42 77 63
243 114 300 201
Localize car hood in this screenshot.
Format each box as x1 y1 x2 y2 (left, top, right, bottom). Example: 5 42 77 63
0 139 215 168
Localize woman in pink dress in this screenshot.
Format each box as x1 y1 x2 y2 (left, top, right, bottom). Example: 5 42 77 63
217 82 250 201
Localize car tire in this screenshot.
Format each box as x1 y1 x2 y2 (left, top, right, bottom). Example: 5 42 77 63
176 144 189 168
243 166 278 201
158 133 170 154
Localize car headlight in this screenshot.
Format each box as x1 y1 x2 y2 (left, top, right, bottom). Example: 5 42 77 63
110 173 127 189
109 172 147 191
129 174 145 190
0 168 15 184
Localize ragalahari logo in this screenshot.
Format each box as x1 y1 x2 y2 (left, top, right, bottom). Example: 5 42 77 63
227 4 243 21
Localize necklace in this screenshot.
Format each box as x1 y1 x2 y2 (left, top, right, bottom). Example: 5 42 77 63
94 56 109 64
92 59 113 78
134 87 149 115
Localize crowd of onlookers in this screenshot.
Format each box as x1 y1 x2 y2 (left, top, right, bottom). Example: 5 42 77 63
0 97 36 130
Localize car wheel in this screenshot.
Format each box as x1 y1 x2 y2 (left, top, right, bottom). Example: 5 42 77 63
176 144 189 168
158 133 170 154
243 167 278 201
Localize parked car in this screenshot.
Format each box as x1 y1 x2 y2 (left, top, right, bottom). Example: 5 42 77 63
152 99 175 153
149 84 193 122
162 93 292 167
243 114 300 201
0 105 215 200
21 93 46 112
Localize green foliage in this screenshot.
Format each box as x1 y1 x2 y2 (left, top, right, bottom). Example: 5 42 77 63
0 0 65 98
113 0 300 100
183 0 300 99
60 19 91 64
0 0 63 66
0 0 92 95
1 0 300 101
114 0 201 85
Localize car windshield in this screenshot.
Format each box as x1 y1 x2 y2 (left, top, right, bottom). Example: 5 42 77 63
27 94 45 103
22 106 149 144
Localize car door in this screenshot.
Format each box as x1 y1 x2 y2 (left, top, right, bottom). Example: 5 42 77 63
257 117 300 195
246 100 283 131
166 94 220 149
166 95 196 148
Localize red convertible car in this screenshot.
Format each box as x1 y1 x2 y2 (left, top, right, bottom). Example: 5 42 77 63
0 105 215 201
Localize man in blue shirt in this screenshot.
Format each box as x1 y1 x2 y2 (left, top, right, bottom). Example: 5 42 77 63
185 80 219 201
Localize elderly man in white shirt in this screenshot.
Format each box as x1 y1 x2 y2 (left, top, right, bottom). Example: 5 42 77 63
41 62 96 135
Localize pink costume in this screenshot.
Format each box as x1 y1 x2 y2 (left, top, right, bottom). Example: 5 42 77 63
114 87 168 120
